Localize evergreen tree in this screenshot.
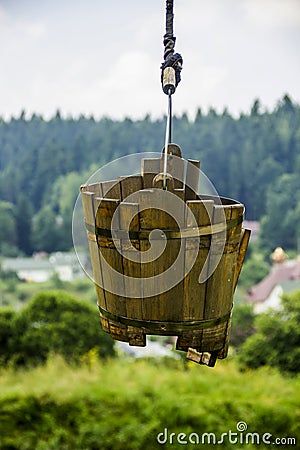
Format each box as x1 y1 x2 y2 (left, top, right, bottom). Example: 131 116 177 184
32 205 59 253
15 194 33 255
0 201 18 256
259 173 300 251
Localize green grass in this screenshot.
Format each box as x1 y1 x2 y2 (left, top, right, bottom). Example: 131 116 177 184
0 356 299 449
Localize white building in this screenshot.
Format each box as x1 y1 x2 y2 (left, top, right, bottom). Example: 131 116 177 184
1 252 87 282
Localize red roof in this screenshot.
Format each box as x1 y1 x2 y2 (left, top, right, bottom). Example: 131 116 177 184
246 259 300 303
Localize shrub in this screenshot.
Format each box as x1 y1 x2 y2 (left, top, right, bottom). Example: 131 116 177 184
230 301 255 348
238 290 300 374
0 308 16 365
7 290 115 367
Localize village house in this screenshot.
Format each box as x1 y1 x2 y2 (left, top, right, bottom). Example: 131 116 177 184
246 248 300 314
1 252 88 283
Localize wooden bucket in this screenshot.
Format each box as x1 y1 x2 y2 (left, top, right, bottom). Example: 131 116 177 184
81 150 250 366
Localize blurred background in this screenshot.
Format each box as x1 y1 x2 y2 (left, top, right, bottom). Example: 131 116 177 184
0 1 300 449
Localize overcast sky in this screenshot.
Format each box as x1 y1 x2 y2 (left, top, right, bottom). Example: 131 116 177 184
0 0 300 120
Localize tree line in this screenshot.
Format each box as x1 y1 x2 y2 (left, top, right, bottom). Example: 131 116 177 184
0 94 300 256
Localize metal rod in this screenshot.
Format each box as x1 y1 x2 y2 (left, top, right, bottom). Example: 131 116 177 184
168 92 172 143
163 90 172 190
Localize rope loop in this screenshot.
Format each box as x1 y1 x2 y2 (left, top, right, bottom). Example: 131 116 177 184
161 0 183 94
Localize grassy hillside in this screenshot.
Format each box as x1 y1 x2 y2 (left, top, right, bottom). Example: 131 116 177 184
0 356 299 449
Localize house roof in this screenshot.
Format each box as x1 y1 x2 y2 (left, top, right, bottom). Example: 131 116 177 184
2 257 53 271
1 252 85 273
246 259 300 303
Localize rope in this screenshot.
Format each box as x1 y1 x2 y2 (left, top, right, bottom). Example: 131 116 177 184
161 0 183 189
164 0 175 60
161 0 183 95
